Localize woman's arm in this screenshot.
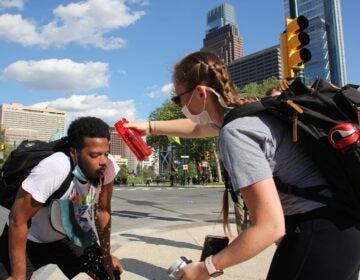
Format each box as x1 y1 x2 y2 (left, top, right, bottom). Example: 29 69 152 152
125 118 219 138
179 178 285 280
212 178 285 267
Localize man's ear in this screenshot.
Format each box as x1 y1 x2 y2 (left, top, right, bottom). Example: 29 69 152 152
69 147 76 162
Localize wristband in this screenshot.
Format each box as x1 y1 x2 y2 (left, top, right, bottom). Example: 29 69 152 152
204 255 224 278
148 120 152 134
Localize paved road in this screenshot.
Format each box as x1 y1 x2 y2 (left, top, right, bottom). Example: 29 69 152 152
110 185 227 234
0 185 228 233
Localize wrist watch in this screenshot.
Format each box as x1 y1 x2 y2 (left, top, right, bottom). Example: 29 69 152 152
204 255 224 277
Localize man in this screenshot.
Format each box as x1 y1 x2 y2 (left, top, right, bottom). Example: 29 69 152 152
0 116 122 279
265 87 282 97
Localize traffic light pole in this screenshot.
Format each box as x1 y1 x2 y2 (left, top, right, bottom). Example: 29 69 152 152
289 0 298 18
289 0 305 82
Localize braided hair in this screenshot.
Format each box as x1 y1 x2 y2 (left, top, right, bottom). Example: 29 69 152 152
172 51 257 107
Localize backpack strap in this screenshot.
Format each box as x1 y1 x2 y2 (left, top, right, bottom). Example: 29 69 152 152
222 102 266 128
273 177 331 205
223 166 239 203
44 171 73 207
43 155 74 207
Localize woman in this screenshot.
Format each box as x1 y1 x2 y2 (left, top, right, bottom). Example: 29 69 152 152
125 51 360 280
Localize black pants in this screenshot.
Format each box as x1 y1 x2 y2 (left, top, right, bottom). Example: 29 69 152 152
0 225 111 280
267 208 360 280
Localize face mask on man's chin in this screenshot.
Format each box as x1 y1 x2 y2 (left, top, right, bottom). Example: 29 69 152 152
72 164 88 183
72 165 103 186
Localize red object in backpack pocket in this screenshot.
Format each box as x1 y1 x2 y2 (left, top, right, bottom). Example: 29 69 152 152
328 123 360 150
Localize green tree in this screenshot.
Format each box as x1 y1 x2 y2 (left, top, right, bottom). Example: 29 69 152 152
238 76 280 98
146 99 219 179
115 164 128 184
147 100 184 151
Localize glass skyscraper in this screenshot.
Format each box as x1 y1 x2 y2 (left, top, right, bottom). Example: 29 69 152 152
206 3 237 33
202 3 244 65
283 0 347 86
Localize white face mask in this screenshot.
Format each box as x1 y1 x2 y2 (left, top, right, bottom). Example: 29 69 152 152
181 90 213 125
181 105 213 124
180 87 233 124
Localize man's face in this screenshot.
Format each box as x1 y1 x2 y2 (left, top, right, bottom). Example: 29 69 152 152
75 137 110 181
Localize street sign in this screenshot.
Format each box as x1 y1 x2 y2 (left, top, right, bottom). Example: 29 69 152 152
182 164 188 170
180 155 189 159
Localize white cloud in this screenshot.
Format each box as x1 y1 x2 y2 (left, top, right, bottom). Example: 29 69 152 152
0 0 145 49
32 94 137 126
0 14 43 46
2 59 109 92
147 83 173 98
0 0 23 9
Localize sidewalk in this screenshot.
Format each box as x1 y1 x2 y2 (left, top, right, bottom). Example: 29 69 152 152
37 222 276 280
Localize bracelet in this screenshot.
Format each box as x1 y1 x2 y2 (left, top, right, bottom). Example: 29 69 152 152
148 120 152 134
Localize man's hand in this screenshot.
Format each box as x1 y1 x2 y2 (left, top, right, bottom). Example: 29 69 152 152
112 255 123 279
102 254 123 279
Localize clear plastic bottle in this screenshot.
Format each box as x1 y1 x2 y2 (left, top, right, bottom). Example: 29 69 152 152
114 118 152 161
167 256 192 279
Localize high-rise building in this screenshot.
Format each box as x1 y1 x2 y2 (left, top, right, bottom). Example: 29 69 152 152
228 45 282 89
202 3 244 65
0 103 66 146
283 0 347 86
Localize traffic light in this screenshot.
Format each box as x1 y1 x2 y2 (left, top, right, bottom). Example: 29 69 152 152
280 15 311 79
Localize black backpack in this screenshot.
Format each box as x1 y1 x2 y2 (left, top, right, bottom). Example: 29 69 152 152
222 78 360 223
0 137 73 209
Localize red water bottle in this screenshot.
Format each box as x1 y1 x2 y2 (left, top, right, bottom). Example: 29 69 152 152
114 118 152 161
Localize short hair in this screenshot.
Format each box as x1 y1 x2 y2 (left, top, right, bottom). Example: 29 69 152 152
265 87 281 97
67 116 110 150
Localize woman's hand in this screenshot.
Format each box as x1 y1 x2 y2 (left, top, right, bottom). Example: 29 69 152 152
124 121 149 135
176 261 210 280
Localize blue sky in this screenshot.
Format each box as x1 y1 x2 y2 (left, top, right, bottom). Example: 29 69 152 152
0 0 358 127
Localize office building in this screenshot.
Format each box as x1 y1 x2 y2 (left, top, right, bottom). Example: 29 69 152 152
283 0 347 86
228 45 282 89
0 103 66 146
202 3 244 65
